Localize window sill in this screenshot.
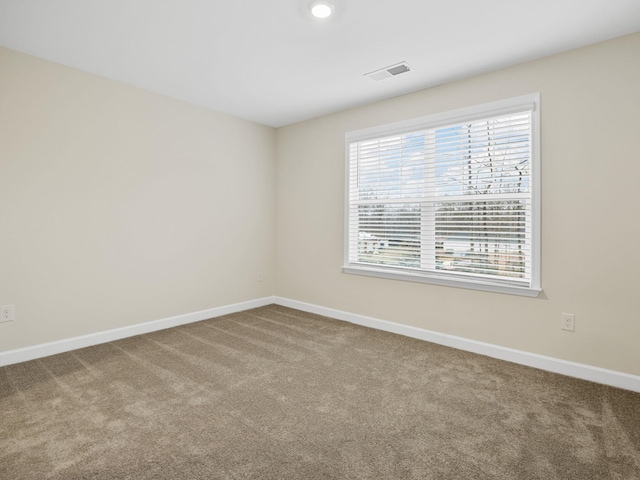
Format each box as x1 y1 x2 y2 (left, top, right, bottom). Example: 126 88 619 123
342 265 541 298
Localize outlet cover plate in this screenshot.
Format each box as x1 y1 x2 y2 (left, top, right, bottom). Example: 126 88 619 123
0 304 14 323
561 312 575 331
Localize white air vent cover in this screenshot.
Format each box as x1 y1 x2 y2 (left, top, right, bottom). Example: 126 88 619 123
365 62 412 81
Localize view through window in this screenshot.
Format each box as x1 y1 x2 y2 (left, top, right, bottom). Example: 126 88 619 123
345 95 540 295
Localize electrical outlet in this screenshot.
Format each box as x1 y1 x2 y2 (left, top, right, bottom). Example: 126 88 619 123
0 304 14 323
256 271 263 282
561 313 575 332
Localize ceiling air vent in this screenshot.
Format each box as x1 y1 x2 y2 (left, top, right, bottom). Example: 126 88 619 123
365 62 412 81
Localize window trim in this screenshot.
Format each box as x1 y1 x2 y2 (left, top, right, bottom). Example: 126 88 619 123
343 94 541 297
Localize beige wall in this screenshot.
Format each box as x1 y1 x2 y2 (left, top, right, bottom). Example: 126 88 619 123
275 33 640 376
2 33 640 378
0 47 276 351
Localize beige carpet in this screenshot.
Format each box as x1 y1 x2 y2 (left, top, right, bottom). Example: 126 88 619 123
1 305 639 479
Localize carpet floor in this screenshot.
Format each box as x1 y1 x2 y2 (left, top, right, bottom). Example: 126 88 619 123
1 305 639 479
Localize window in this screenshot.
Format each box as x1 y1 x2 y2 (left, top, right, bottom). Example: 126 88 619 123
344 94 540 296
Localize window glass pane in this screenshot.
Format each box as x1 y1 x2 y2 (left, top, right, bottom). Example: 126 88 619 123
435 200 528 278
356 133 427 200
435 114 530 196
357 204 420 268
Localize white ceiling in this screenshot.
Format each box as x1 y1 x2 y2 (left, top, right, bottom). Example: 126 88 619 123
1 0 640 127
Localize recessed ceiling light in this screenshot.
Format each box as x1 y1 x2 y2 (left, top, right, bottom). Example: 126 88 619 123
309 1 334 19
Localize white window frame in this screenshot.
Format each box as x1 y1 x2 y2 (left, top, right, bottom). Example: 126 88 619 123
343 94 541 297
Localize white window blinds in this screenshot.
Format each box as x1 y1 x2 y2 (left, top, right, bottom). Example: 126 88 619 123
345 94 540 296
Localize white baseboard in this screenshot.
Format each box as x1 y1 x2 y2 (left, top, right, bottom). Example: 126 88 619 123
4 295 639 393
0 296 276 368
274 296 640 393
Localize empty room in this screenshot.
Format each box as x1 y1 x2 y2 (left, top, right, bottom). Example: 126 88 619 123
1 0 640 478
